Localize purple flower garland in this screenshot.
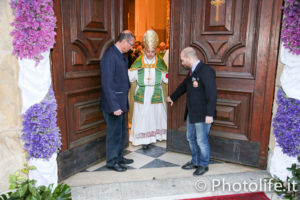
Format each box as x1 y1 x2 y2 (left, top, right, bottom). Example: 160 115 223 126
281 0 300 55
272 88 300 157
22 86 62 160
10 0 56 63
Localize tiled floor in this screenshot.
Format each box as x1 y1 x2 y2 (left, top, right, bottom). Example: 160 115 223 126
64 141 258 187
82 141 221 172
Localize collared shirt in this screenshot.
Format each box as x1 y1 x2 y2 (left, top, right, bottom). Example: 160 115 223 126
191 60 200 72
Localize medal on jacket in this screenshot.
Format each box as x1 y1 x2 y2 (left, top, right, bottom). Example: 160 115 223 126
192 77 198 88
193 80 199 87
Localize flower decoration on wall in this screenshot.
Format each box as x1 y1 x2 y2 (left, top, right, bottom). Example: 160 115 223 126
9 0 61 187
22 86 62 160
10 0 56 63
272 88 300 157
281 0 300 55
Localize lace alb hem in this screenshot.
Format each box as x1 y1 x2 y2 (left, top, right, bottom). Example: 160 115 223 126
130 129 166 146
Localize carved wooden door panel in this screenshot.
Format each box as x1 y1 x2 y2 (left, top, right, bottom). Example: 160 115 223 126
168 0 282 168
52 0 122 179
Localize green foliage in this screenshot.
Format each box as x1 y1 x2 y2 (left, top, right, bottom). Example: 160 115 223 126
0 163 71 200
269 156 300 200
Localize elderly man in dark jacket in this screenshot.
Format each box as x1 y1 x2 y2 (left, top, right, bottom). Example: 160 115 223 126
167 47 217 176
100 31 135 172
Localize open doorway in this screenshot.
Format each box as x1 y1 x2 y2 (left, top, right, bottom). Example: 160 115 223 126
123 0 170 47
52 0 282 181
123 0 171 150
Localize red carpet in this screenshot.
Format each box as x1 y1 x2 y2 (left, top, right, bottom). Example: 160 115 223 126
182 192 270 200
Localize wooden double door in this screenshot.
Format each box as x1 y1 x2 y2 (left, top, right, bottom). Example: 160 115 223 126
167 0 282 169
52 0 282 179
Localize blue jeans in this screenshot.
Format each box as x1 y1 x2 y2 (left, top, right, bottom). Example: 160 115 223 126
102 111 127 166
186 115 211 167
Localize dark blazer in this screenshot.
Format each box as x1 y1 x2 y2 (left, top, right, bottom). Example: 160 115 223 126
100 45 130 114
170 62 217 123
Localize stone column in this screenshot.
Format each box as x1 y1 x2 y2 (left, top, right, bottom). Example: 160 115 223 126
0 0 25 193
268 44 284 157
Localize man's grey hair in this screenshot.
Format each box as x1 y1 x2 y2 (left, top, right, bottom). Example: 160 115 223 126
181 47 198 60
117 32 135 42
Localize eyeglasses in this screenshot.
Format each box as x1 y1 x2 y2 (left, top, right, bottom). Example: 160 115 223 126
126 40 134 47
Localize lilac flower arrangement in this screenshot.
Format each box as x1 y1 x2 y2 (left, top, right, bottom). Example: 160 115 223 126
273 87 300 157
22 86 62 160
10 0 56 63
281 0 300 55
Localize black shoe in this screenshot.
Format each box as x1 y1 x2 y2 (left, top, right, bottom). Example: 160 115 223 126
182 161 197 170
118 162 128 168
193 166 208 176
142 144 149 150
106 163 127 172
119 157 134 165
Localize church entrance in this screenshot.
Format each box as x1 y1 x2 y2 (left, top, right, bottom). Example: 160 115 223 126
123 0 283 169
51 0 282 181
